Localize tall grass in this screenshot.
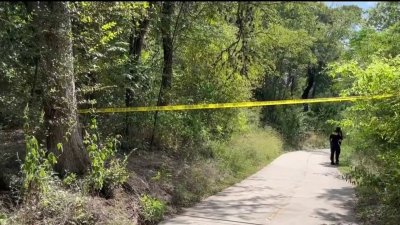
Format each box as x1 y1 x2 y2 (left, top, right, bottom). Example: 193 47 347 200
173 127 284 206
337 144 356 175
213 127 283 181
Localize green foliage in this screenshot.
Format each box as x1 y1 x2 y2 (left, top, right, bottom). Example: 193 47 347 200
368 2 400 30
151 167 172 183
329 19 400 223
0 1 378 224
345 150 400 225
330 56 400 141
348 24 400 62
0 1 362 152
253 3 361 146
139 194 166 224
0 2 35 129
104 157 130 189
62 172 77 187
83 118 129 193
21 135 58 196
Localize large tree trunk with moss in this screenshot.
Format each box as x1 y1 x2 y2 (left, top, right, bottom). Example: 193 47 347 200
29 2 89 174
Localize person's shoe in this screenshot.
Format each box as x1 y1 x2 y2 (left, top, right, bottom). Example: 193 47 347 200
331 162 334 165
335 161 339 165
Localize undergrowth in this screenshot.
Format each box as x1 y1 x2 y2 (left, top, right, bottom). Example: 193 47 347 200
0 117 132 225
171 127 283 207
1 109 285 225
139 194 166 224
338 142 400 225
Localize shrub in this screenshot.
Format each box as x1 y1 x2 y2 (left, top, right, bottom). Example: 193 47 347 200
345 150 400 225
7 183 96 225
83 117 129 195
62 172 78 190
21 135 58 199
151 167 172 183
139 194 166 224
329 55 400 225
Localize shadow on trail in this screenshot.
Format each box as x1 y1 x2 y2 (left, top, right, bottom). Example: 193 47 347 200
213 184 273 197
182 194 285 218
175 215 265 225
319 162 337 167
314 187 357 224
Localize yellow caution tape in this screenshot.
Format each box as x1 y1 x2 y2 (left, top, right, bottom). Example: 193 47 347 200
78 94 396 114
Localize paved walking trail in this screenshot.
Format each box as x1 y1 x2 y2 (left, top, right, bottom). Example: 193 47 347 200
160 149 357 225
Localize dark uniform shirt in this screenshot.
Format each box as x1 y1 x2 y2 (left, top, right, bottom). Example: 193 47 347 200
330 132 342 150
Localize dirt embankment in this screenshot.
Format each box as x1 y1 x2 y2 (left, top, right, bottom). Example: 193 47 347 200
0 128 195 224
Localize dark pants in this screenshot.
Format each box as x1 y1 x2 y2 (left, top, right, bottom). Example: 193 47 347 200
330 148 340 163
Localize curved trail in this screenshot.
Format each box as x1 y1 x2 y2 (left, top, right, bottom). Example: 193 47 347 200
160 149 357 225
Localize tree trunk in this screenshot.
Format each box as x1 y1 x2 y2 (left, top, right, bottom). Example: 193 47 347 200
150 2 174 148
236 2 254 78
28 57 39 106
30 2 89 174
158 1 174 106
125 6 152 138
301 65 316 112
125 8 152 108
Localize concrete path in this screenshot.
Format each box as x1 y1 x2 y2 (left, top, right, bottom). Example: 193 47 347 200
160 149 357 225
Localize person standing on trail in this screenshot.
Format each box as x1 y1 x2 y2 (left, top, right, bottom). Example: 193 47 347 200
329 127 343 165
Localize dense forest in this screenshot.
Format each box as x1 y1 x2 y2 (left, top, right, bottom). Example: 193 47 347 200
0 1 399 225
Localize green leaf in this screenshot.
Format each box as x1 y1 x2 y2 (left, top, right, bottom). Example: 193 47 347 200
57 143 63 152
48 152 57 165
101 21 117 31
